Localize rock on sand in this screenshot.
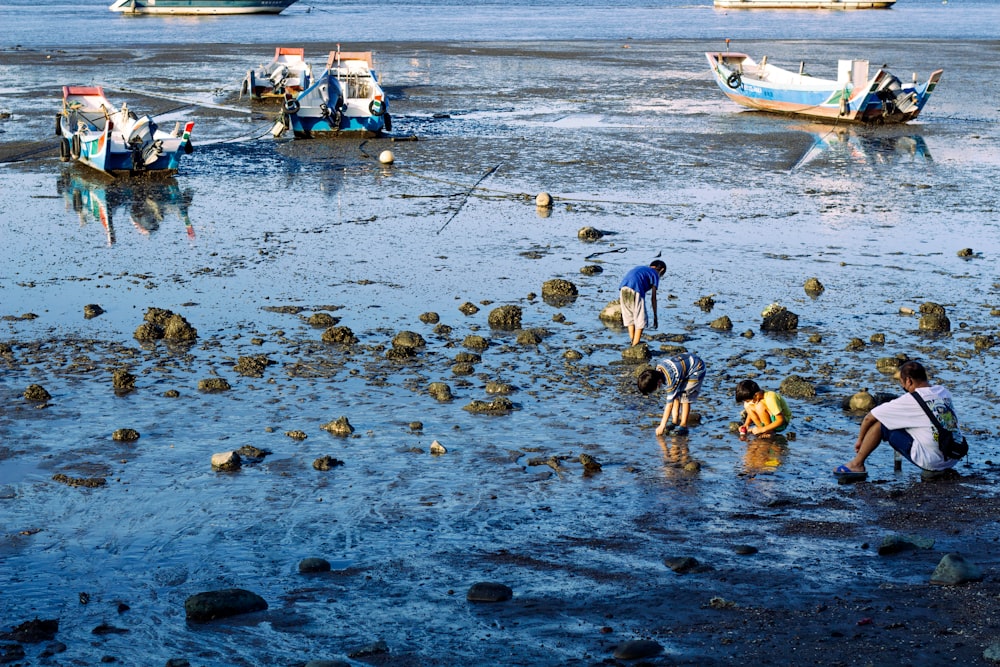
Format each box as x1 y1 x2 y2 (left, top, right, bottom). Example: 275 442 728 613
184 588 267 622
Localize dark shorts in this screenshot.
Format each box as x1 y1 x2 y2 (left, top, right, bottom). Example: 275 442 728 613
881 424 915 463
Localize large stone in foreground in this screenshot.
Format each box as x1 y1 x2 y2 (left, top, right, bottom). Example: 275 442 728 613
184 588 267 622
599 300 623 326
930 552 983 585
467 582 512 602
613 639 663 660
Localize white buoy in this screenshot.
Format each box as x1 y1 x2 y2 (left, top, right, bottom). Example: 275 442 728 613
379 150 395 164
535 192 552 208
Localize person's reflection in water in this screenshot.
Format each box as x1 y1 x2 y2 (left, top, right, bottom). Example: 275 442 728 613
657 433 693 476
742 434 789 476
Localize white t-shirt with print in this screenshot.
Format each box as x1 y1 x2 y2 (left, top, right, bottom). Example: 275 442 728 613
871 385 961 470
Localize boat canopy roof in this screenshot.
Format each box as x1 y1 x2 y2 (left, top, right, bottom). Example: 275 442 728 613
327 51 373 70
274 47 306 62
62 86 113 111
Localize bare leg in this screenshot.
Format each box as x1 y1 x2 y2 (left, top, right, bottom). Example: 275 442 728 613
842 416 883 472
668 399 680 425
747 402 769 428
627 324 636 345
678 402 691 427
630 326 643 346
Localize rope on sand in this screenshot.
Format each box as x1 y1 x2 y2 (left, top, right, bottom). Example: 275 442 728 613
103 85 252 116
356 140 692 210
436 163 501 234
103 85 281 144
585 247 629 260
0 141 58 164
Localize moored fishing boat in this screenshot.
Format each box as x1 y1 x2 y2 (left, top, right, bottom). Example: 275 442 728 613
276 48 391 138
706 51 942 124
241 47 313 101
57 86 195 177
109 0 299 15
714 0 895 8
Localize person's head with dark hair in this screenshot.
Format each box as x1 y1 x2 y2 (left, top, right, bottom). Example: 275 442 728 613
637 368 664 395
898 360 927 383
649 260 666 276
735 379 761 404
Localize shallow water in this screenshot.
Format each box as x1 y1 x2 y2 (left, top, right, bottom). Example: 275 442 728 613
2 7 1000 666
5 0 1000 45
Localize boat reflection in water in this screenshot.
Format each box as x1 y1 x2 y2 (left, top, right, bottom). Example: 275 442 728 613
57 171 195 245
791 125 932 170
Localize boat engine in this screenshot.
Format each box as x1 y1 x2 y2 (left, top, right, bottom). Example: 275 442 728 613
875 74 918 116
125 115 156 147
141 139 164 166
125 114 159 170
269 65 289 87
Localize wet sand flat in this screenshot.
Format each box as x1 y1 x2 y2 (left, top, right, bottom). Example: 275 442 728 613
1 39 1000 665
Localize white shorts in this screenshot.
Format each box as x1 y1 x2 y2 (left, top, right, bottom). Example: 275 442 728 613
620 287 646 329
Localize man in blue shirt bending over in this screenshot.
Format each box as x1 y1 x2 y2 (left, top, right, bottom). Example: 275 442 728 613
618 260 666 346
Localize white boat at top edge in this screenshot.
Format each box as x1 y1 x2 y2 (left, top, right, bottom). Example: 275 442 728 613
714 0 895 9
109 0 299 15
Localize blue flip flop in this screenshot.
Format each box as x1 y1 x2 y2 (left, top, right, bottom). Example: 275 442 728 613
833 464 867 482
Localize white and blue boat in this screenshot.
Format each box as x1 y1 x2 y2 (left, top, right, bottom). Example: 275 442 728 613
57 86 195 177
277 49 391 138
110 0 299 14
706 51 942 124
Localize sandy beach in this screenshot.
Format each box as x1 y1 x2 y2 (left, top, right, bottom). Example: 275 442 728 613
2 35 1000 666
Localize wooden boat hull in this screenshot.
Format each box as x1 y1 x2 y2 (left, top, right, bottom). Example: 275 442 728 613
280 51 390 138
706 52 942 124
714 0 895 8
109 0 298 15
58 86 195 177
